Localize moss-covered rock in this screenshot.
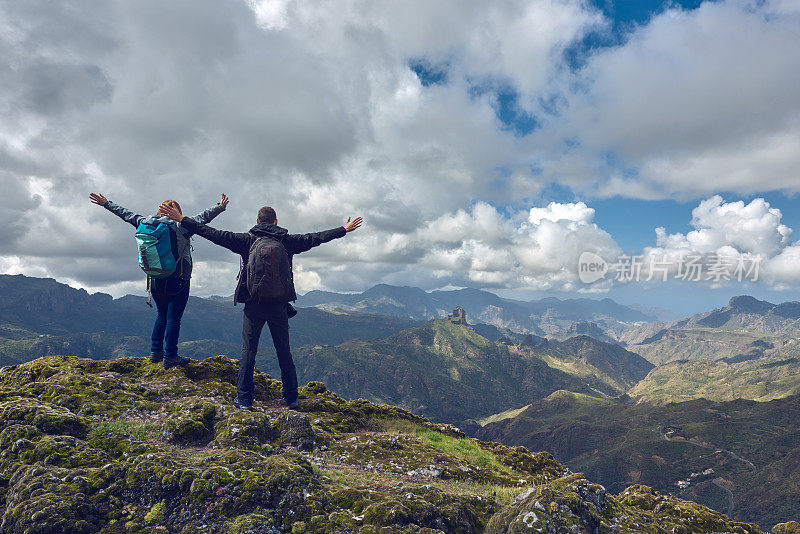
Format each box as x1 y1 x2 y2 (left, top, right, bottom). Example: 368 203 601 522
276 411 316 450
0 355 788 533
163 399 217 445
0 398 88 437
144 500 166 524
486 478 765 534
214 410 277 450
774 521 800 534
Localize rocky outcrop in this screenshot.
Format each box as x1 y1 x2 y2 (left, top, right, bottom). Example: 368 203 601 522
518 334 548 348
449 306 468 325
486 478 762 534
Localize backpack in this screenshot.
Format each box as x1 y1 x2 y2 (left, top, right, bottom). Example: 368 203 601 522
135 221 184 278
246 236 293 303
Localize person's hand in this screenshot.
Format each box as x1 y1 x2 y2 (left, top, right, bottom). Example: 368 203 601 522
89 193 108 206
219 193 229 210
159 202 184 222
344 216 363 233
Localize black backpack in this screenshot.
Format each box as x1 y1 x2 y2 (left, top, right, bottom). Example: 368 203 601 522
246 236 294 303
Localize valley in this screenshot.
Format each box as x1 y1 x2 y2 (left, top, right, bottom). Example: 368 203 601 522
474 391 800 529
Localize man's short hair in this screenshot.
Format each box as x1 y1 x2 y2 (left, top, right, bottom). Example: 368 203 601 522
258 206 277 224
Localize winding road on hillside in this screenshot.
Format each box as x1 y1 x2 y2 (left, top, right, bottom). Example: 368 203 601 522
660 427 757 519
660 428 756 471
712 478 735 518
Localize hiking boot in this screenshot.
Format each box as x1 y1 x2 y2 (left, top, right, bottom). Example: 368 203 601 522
233 397 254 411
287 399 300 410
163 355 190 369
286 303 298 319
150 352 163 363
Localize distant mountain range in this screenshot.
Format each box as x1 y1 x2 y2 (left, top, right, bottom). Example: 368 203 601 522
473 390 800 530
621 295 800 365
8 275 800 408
0 273 654 425
297 283 660 335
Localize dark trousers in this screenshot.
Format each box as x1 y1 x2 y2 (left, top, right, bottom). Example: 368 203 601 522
238 301 297 405
150 276 190 359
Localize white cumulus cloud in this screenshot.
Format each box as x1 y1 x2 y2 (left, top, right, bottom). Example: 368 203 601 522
639 196 799 287
417 201 621 291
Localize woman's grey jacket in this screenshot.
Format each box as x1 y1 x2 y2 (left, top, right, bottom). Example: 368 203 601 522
104 200 225 279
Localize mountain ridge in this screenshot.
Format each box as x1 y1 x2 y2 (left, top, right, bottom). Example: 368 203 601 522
621 294 800 366
0 354 781 534
0 274 425 367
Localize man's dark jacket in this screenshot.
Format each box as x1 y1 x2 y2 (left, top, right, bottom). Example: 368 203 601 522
179 217 346 304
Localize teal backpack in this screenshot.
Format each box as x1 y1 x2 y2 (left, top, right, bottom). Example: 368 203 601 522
135 221 183 278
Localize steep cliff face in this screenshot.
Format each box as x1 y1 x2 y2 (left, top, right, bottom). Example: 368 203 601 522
0 355 773 533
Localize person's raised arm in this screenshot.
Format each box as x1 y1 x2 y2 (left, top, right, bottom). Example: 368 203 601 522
191 193 229 225
90 193 145 228
159 201 250 256
284 216 362 255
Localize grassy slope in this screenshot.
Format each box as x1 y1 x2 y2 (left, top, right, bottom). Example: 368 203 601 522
626 327 796 365
478 404 532 426
538 335 653 393
630 355 800 404
0 354 772 534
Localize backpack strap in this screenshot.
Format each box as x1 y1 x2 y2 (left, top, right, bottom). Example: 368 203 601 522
145 276 153 308
176 239 191 277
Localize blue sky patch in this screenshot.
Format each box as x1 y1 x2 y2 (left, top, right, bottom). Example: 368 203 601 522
566 0 718 69
409 59 448 86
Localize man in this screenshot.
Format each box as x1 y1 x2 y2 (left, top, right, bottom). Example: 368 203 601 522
158 201 362 410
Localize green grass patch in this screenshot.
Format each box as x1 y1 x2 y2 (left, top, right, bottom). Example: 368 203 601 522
478 404 531 426
415 428 511 472
366 415 423 435
90 418 160 441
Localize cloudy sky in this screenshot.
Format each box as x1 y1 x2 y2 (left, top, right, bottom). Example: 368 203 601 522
1 0 799 314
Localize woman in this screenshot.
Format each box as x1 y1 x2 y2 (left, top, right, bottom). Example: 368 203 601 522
89 192 229 368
